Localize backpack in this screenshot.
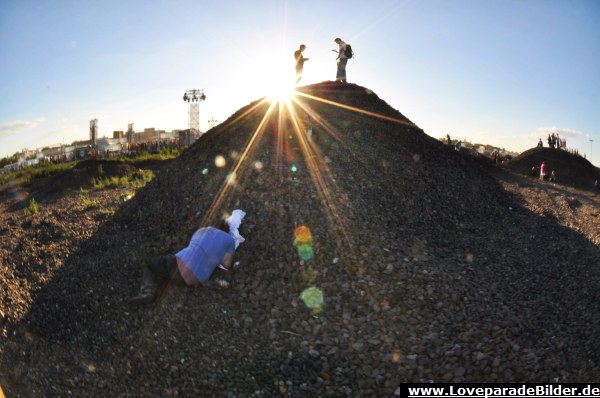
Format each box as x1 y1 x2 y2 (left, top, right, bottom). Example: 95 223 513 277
345 44 353 59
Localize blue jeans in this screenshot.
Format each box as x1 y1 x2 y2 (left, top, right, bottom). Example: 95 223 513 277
336 58 347 82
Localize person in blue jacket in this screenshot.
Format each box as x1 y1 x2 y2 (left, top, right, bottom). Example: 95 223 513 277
131 210 245 304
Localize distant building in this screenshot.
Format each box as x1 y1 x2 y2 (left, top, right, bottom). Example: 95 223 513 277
72 139 92 147
178 129 199 147
97 137 125 154
135 128 163 144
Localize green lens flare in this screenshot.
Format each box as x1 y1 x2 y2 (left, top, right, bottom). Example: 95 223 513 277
297 244 314 261
301 287 324 309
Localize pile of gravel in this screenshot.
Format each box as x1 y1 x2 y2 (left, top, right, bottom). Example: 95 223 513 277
1 82 599 397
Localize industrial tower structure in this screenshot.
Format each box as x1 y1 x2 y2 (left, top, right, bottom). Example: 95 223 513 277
90 119 98 146
182 89 206 133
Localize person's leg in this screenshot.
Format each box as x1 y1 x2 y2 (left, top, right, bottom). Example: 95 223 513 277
132 255 183 304
148 254 186 285
296 66 303 83
338 59 348 82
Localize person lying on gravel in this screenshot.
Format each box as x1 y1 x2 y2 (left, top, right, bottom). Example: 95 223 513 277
130 209 246 305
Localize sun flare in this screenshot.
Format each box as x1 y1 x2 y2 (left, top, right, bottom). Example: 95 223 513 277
244 47 299 104
267 81 296 104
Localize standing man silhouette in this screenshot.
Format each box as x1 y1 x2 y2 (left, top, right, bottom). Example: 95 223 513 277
333 37 348 83
294 44 309 83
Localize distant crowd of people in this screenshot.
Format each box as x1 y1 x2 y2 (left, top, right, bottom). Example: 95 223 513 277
537 133 566 150
121 140 177 158
95 140 179 160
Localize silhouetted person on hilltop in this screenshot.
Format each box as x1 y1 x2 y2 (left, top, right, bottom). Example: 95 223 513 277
333 37 349 83
294 44 309 83
538 138 543 148
130 210 245 305
447 134 451 145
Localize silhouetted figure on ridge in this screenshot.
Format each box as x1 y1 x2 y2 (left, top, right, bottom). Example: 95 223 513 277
294 44 309 83
333 37 349 83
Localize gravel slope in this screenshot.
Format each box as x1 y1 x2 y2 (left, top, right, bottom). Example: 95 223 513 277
1 82 599 397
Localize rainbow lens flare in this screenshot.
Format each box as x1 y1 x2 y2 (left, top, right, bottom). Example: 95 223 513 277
294 225 314 261
294 225 312 244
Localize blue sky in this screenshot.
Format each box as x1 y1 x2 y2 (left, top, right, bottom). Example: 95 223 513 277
1 0 599 165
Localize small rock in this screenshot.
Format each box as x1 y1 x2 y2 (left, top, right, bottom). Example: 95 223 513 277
351 342 365 352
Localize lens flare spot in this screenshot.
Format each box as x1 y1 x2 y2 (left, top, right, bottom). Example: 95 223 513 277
297 244 314 261
303 267 318 283
294 225 312 243
83 361 97 373
215 155 226 168
291 164 298 173
231 150 240 160
201 168 209 175
380 298 391 311
465 252 474 264
226 172 237 185
301 287 324 309
254 161 264 171
391 351 401 363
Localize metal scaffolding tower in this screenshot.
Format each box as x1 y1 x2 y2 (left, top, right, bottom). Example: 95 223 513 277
182 89 206 133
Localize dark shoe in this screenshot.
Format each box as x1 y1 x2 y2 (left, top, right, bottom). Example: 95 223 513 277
129 286 157 305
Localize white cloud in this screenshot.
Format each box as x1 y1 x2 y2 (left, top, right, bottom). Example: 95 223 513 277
537 126 584 138
0 119 44 137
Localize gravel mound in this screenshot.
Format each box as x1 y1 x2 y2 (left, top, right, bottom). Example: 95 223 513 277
503 146 600 192
1 82 599 396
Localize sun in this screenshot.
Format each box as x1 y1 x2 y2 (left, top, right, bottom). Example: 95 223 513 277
261 62 297 104
243 47 298 104
267 80 296 104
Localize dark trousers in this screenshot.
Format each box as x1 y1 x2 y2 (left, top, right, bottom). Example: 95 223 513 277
295 65 304 83
336 58 347 82
141 254 185 290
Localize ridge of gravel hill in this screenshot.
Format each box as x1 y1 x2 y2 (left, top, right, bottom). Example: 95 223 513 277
1 82 599 397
